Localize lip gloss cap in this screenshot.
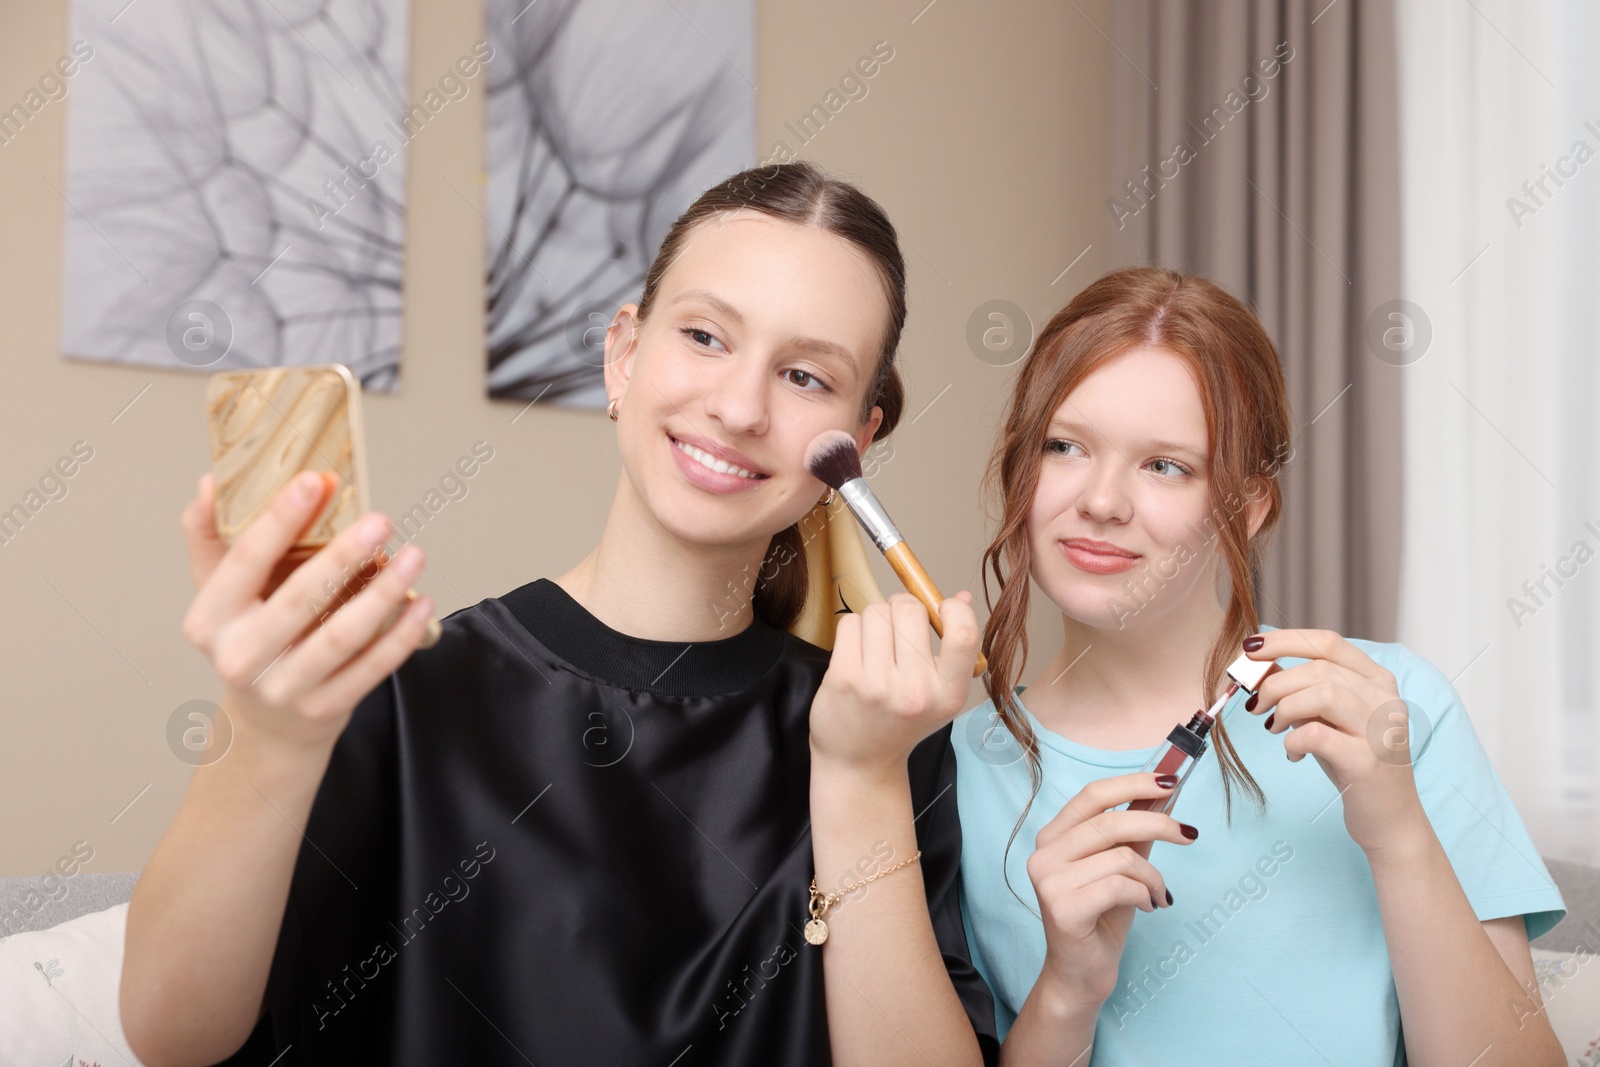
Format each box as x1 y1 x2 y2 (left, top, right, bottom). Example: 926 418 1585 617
1227 649 1279 693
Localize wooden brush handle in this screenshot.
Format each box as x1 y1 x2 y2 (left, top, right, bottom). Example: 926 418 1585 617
882 542 987 677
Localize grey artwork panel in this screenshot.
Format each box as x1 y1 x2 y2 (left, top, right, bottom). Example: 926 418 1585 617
484 0 755 408
60 0 412 390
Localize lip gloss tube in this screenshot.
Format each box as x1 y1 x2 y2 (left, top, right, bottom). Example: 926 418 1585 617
1128 705 1219 814
1127 649 1280 815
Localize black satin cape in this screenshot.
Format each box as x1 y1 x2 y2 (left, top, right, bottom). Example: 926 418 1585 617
220 578 999 1066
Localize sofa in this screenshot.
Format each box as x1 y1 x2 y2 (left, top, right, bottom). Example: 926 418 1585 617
3 864 1598 1063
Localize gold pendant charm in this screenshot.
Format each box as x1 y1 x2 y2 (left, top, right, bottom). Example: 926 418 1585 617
804 918 829 945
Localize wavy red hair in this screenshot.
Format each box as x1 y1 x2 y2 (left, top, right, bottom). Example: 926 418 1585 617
980 266 1293 819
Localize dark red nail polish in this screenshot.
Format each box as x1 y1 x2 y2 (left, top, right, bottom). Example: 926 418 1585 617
1245 693 1258 712
1243 635 1265 652
1265 713 1276 730
1180 823 1199 840
1156 774 1178 789
1165 889 1174 906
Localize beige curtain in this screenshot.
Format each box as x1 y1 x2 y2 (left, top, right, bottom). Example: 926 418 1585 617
1106 1 1403 641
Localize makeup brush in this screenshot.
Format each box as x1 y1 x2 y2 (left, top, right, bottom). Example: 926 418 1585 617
804 430 987 677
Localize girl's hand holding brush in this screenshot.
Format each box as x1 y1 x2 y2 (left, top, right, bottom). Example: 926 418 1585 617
809 590 981 778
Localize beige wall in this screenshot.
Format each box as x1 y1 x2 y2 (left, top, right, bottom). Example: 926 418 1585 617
0 0 1111 875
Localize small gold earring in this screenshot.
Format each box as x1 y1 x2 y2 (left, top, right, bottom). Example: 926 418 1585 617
606 397 620 421
817 487 835 508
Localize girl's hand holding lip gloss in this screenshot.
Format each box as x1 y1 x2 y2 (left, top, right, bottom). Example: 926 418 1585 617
1023 772 1194 1017
1242 629 1430 854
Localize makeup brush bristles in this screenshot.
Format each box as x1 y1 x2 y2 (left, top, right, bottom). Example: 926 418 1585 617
804 430 864 490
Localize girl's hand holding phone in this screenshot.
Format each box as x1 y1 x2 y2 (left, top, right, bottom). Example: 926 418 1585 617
1026 773 1194 1013
180 469 435 758
807 590 980 778
1242 629 1427 854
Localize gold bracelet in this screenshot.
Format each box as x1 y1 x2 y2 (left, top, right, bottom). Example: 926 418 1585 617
804 849 922 946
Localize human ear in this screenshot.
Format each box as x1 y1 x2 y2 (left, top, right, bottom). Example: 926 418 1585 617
602 304 641 402
853 404 884 455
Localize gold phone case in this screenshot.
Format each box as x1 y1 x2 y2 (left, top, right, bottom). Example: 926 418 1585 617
204 364 370 563
203 364 439 648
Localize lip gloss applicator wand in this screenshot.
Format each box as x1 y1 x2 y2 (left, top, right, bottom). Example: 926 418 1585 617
1128 649 1281 813
803 430 987 677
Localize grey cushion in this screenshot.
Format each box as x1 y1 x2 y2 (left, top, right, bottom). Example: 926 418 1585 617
1533 857 1600 952
0 872 139 938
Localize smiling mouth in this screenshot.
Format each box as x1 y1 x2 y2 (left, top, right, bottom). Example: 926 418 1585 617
1061 538 1141 575
669 435 768 481
1064 538 1138 559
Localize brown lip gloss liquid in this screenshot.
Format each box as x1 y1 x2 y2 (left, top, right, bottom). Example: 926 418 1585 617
1129 705 1219 814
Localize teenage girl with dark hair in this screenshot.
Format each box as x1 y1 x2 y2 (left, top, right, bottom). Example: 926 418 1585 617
122 162 999 1067
955 267 1566 1066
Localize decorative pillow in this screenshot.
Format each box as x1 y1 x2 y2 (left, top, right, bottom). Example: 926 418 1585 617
0 902 141 1065
1530 946 1600 1063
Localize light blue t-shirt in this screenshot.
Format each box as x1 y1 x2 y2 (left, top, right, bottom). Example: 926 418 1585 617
953 635 1566 1065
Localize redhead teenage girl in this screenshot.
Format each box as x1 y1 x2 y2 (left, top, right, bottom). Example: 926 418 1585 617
121 163 998 1066
953 267 1566 1066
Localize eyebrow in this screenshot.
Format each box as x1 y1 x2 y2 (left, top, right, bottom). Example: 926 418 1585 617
1148 440 1209 462
1047 418 1208 461
785 335 859 371
669 288 863 380
670 288 745 326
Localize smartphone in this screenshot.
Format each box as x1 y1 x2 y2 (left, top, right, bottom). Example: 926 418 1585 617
205 364 369 557
204 364 438 646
